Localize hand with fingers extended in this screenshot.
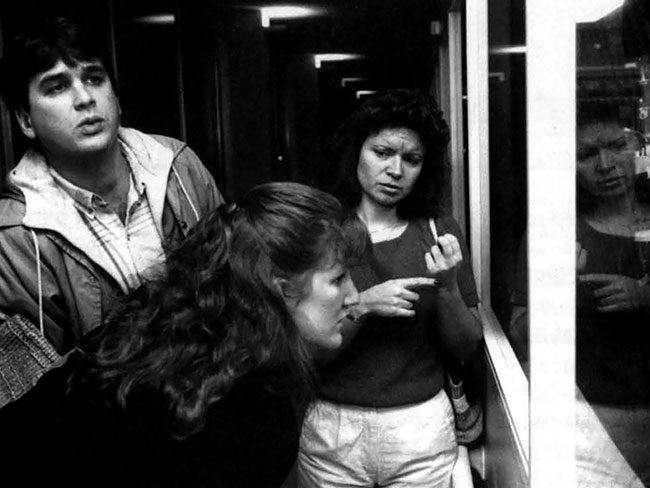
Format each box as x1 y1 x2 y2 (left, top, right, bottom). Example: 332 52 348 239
579 273 650 313
354 277 438 319
424 234 463 290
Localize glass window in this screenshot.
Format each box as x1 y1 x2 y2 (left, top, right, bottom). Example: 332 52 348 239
574 0 650 484
488 0 528 375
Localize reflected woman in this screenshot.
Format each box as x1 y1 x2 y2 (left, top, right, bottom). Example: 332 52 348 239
298 89 483 487
0 182 365 488
575 101 650 484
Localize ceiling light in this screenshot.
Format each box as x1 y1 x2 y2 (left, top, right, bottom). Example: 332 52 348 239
260 6 321 28
314 54 361 69
341 77 367 87
356 90 376 99
130 14 175 25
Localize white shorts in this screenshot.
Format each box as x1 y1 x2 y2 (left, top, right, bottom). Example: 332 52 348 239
297 389 458 488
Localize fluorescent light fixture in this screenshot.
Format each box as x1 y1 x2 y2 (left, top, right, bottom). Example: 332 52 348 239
131 14 176 25
489 45 526 55
341 77 367 87
314 54 360 69
260 6 320 28
356 90 376 99
574 0 624 23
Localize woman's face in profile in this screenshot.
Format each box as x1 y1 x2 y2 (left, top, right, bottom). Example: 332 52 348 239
288 259 359 352
577 121 638 199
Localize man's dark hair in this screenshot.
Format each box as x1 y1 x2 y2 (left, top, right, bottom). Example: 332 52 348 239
0 16 117 112
330 88 451 219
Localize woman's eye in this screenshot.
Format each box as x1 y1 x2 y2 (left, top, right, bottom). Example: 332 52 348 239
333 271 348 285
404 157 422 166
373 149 390 158
609 140 628 151
577 148 597 161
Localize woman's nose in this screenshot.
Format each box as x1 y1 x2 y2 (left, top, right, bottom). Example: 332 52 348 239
343 278 359 308
595 149 616 172
386 156 403 177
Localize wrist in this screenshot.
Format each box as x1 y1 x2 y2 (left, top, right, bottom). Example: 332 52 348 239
435 283 462 299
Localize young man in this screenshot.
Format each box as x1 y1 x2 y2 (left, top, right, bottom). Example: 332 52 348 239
0 17 224 401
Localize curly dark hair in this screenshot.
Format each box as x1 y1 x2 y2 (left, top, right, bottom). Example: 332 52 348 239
75 182 368 438
0 16 117 113
331 89 451 218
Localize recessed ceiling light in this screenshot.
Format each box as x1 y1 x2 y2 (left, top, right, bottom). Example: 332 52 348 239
260 6 321 28
130 14 176 25
356 90 376 99
314 54 361 69
341 77 367 87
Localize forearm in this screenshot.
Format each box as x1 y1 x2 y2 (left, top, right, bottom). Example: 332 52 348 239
435 287 483 360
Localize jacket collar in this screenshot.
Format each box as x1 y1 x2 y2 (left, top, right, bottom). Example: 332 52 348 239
6 127 174 277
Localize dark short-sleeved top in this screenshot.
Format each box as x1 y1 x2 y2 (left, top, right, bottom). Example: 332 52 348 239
576 219 650 405
0 353 299 487
318 216 479 408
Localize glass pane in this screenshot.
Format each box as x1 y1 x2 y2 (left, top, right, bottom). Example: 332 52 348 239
575 0 650 484
488 0 529 375
114 1 184 140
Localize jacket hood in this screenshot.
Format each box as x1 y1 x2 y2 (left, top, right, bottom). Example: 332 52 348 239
0 128 177 280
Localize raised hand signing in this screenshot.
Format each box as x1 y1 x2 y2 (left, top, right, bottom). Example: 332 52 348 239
424 233 463 290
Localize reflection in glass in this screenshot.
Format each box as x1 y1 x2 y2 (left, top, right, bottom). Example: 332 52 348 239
575 0 650 484
487 0 528 376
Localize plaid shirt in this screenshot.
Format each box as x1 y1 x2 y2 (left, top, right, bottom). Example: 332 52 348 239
49 144 165 294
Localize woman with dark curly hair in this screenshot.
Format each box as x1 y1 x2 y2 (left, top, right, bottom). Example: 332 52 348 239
298 89 483 487
0 182 365 488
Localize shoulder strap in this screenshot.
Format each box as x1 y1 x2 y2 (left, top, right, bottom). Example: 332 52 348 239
428 217 438 243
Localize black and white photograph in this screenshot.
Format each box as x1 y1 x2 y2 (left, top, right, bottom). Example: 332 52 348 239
0 1 649 487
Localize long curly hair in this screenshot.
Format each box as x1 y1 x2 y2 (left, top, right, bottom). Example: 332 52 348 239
330 89 451 218
75 182 367 438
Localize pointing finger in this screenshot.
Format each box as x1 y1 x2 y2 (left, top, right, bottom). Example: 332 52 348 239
579 274 617 283
399 277 438 289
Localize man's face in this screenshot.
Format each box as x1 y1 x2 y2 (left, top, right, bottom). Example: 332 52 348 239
18 59 121 160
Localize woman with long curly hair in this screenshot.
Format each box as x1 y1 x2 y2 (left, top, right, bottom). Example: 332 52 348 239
298 89 483 487
0 181 365 487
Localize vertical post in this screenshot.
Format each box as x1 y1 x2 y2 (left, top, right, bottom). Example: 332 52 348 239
527 1 576 487
465 0 491 305
448 10 467 232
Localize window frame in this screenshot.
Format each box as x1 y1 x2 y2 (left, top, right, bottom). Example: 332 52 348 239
460 1 577 486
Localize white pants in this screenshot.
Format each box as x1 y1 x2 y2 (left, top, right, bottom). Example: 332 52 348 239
297 389 458 488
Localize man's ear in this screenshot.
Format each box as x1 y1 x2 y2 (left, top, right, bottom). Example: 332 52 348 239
15 109 36 140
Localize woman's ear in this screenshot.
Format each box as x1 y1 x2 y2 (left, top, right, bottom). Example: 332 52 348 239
273 277 299 308
15 109 36 139
273 276 289 299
